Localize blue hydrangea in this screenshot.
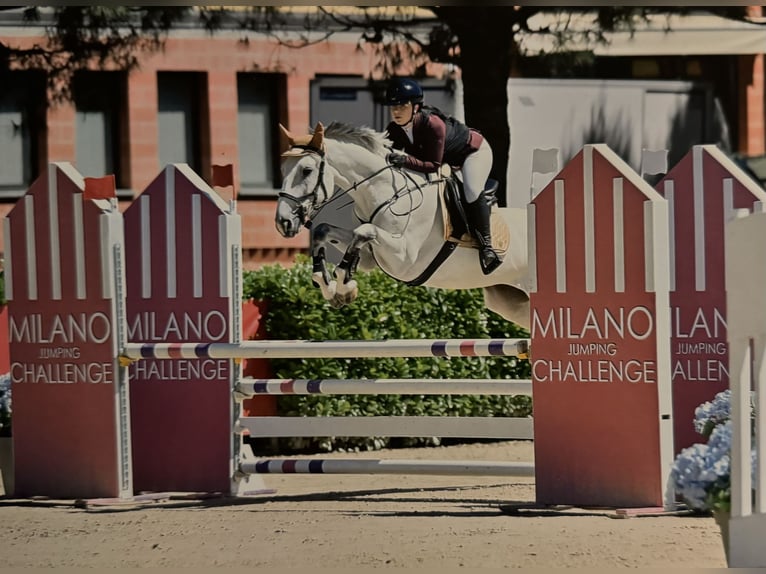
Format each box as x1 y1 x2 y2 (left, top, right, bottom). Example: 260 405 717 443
671 422 733 512
671 441 715 510
672 413 761 512
705 420 732 480
693 389 731 437
0 372 10 436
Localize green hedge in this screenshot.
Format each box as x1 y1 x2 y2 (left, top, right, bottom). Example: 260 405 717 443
243 256 531 453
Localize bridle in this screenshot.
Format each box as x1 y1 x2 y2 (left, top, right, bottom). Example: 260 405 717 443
279 143 443 232
279 143 400 229
277 145 332 229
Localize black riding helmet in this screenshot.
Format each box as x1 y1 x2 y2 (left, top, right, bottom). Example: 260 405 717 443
384 78 424 106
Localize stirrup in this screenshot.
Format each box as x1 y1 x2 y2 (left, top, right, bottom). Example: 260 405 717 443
479 247 502 275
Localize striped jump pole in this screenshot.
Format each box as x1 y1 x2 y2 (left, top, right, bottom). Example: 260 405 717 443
121 338 531 362
241 458 535 477
234 378 533 399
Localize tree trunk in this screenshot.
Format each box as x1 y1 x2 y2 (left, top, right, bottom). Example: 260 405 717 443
434 8 516 207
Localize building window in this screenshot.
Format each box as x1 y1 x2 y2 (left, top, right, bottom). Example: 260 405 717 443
74 71 129 191
0 71 46 197
157 72 208 174
237 73 283 194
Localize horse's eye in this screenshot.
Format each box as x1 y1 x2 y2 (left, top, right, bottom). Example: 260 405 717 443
302 167 313 178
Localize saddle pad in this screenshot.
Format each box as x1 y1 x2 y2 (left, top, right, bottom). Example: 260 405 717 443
440 185 510 255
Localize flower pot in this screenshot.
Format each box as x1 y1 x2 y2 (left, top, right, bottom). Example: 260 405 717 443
713 509 730 565
0 436 13 497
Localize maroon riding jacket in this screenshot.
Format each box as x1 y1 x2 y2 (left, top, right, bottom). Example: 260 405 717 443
385 108 484 174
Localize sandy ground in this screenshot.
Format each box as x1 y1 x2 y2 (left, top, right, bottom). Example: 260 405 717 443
0 440 727 569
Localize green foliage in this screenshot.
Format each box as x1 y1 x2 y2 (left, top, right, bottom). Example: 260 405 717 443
243 256 531 453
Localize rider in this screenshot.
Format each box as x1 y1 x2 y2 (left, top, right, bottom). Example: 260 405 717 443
382 77 502 275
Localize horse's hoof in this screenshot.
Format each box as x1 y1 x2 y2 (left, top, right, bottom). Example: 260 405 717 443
330 295 347 309
344 282 359 302
339 279 357 294
320 280 337 301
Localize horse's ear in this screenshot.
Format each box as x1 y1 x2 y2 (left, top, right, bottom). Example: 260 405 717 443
279 123 294 145
279 123 295 153
309 122 325 150
279 124 294 143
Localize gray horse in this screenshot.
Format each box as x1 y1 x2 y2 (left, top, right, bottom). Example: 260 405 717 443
276 121 531 330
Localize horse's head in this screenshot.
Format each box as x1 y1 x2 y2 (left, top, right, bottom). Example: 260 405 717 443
276 122 336 238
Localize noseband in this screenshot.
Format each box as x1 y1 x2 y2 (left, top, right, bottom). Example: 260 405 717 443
278 145 331 229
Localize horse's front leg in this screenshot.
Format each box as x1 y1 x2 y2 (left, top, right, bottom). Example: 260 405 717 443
311 223 355 305
333 223 379 306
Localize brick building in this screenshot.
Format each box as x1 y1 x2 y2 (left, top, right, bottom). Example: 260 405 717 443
0 7 764 268
0 10 448 268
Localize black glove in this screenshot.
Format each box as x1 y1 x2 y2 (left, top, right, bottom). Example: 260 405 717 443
386 152 407 168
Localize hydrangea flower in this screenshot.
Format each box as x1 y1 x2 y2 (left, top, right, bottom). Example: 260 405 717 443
0 372 10 437
671 441 715 510
672 421 733 510
673 392 758 513
693 389 732 437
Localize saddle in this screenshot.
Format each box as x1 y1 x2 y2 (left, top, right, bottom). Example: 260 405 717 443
404 168 511 287
439 172 510 255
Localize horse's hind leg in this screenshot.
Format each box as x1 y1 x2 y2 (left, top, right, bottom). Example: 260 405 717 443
483 284 531 331
311 223 354 306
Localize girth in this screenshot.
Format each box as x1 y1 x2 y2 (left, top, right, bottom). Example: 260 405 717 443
405 176 498 287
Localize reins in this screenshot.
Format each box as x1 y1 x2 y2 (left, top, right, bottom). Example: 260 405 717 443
323 164 395 217
280 143 448 236
361 168 433 236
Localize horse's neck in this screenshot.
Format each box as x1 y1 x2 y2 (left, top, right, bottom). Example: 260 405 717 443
326 140 392 213
325 140 439 225
326 140 385 184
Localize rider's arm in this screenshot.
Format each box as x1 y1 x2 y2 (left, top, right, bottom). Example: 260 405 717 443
402 114 446 174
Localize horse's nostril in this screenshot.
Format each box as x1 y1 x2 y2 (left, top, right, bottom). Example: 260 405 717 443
276 218 298 238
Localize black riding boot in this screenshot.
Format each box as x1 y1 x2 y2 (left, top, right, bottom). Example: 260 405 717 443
466 194 502 275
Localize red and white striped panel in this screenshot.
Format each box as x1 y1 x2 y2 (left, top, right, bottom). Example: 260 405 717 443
658 144 766 455
4 162 128 499
3 162 118 304
122 163 241 495
527 144 674 509
124 164 236 304
660 145 766 294
529 145 667 296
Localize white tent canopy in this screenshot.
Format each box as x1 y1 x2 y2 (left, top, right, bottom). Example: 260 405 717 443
519 12 766 56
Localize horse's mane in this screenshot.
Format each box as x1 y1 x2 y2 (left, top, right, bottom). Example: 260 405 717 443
324 121 391 156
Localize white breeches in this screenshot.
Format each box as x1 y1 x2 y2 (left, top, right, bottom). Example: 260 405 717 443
461 139 493 203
